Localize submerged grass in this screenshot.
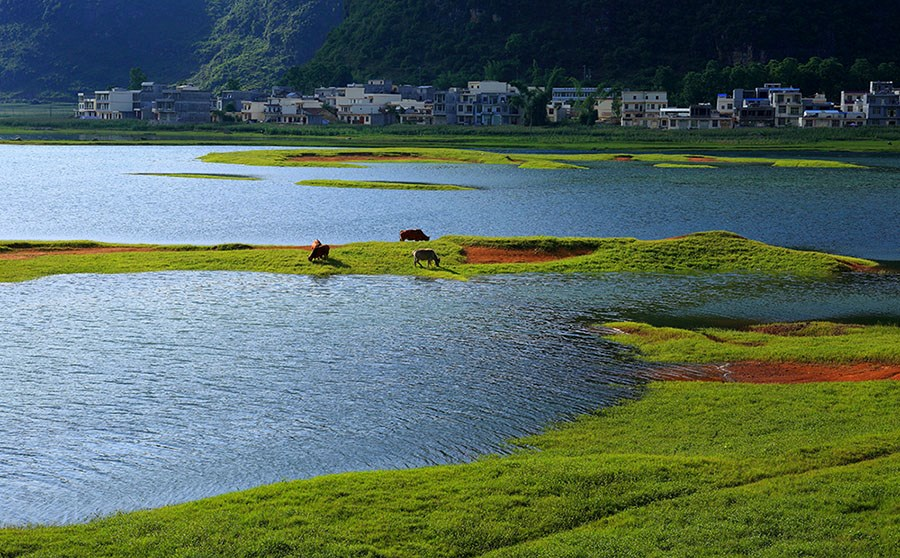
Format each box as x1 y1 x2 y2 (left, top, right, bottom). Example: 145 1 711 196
199 147 585 169
2 381 897 557
0 231 879 283
129 172 260 181
602 321 900 364
654 163 717 168
296 179 474 191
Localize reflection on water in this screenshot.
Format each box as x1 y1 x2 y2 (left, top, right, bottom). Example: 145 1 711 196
1 271 898 525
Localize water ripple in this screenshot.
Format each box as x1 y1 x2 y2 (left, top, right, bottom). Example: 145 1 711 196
1 271 898 525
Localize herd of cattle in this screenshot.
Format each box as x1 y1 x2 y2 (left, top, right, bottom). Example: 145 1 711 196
307 229 439 268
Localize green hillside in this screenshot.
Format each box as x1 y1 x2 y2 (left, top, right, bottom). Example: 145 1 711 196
2 0 900 99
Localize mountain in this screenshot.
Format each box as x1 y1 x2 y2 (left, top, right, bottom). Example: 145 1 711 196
2 0 899 100
298 0 900 89
191 0 343 91
0 0 342 99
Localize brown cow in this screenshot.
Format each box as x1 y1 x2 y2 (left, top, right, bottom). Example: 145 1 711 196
400 229 430 241
308 239 330 261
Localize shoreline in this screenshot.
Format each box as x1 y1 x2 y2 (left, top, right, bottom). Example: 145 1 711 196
602 320 900 384
659 361 900 383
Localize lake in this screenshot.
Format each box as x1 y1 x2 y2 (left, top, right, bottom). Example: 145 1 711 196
1 145 899 526
0 145 897 260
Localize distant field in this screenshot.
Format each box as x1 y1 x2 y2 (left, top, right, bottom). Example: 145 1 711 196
0 103 75 119
2 114 900 152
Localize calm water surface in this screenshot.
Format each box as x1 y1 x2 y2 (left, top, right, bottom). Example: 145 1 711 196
0 145 897 259
1 271 898 525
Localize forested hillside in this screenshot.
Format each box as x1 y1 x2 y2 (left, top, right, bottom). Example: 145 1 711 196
0 0 341 99
191 0 343 91
0 0 212 98
290 0 900 93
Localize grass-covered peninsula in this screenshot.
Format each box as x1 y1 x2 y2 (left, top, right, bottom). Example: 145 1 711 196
0 232 879 283
198 147 867 170
2 380 897 557
603 321 900 364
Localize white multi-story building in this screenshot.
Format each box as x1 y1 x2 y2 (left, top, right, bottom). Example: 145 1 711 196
658 104 733 130
434 81 520 126
799 110 866 128
767 86 803 127
860 81 900 126
77 88 139 119
620 90 668 127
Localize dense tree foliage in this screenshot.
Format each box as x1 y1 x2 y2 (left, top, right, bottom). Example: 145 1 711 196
297 0 900 91
192 0 342 92
666 57 900 106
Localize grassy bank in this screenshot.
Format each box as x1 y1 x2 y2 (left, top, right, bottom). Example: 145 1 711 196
602 321 900 364
3 117 900 152
199 147 867 170
0 232 879 283
2 380 897 557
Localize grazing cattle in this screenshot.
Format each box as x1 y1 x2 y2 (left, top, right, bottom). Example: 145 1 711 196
413 249 440 268
400 229 430 241
308 239 330 262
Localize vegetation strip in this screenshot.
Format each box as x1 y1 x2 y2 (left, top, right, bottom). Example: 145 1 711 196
4 121 900 153
296 179 474 190
0 232 879 283
129 172 260 180
199 147 866 170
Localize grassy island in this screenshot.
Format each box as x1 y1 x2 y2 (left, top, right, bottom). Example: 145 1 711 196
129 172 260 181
198 147 867 170
0 231 879 283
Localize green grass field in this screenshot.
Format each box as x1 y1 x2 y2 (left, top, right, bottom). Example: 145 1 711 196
0 232 879 283
3 116 900 152
1 233 896 556
2 380 897 557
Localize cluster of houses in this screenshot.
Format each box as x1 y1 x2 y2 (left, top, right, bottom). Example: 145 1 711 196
76 78 900 129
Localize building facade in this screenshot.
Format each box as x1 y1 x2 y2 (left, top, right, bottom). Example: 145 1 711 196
620 91 668 127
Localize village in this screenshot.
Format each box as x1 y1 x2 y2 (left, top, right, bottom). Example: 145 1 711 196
76 77 900 129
